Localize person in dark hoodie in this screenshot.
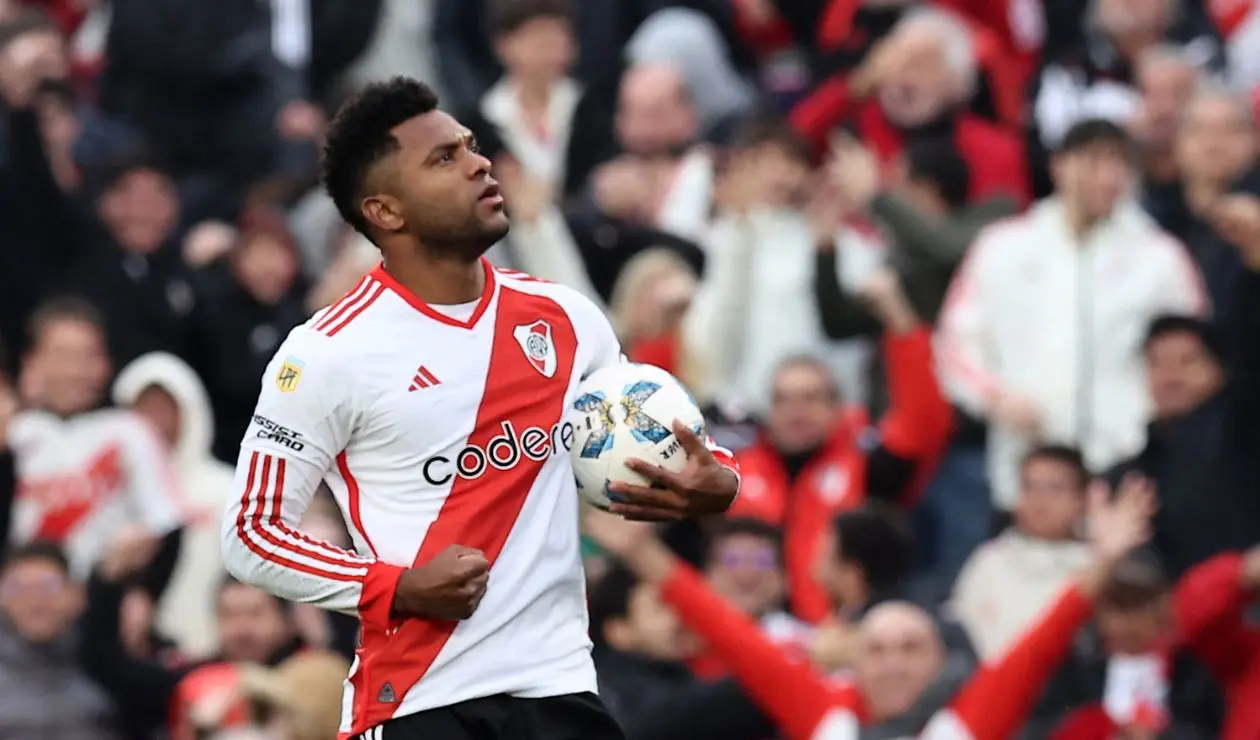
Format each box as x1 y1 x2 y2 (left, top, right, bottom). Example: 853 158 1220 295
1108 306 1260 579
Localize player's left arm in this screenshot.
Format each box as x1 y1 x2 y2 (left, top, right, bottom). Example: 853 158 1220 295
584 301 740 520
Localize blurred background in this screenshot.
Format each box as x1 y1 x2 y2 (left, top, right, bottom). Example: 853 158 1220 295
1 0 1260 738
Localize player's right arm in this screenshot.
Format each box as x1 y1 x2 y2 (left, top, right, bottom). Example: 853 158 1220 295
220 328 403 629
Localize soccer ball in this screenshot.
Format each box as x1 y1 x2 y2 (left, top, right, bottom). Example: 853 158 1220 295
568 363 706 511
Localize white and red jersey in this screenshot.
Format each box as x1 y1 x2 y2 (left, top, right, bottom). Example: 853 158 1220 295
10 408 185 578
220 259 738 738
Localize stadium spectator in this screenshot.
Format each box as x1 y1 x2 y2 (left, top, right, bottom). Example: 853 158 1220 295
721 270 952 620
462 0 614 201
80 526 307 738
586 469 1157 740
0 541 119 740
1176 545 1260 738
790 7 1029 205
1027 0 1224 196
1109 256 1260 578
111 351 235 658
1162 87 1259 350
10 298 185 585
682 116 855 404
936 118 1207 521
951 445 1094 660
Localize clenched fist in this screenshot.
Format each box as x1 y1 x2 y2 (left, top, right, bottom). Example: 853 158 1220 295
392 545 490 620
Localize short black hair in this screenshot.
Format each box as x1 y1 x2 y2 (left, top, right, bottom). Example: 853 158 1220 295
1022 444 1090 490
322 77 441 237
1144 313 1223 363
1057 117 1135 157
904 138 971 210
704 517 783 562
1097 552 1168 612
489 0 573 36
586 564 638 646
730 115 814 167
27 295 106 350
832 504 912 594
3 540 71 574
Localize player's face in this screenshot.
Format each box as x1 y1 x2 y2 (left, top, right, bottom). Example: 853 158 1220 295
388 112 509 258
25 318 110 416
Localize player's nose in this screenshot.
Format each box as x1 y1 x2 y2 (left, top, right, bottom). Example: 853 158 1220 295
468 148 492 178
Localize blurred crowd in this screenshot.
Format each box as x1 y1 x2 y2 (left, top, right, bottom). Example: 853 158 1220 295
0 0 1259 738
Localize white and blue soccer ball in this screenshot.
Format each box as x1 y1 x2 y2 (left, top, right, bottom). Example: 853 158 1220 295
569 362 706 510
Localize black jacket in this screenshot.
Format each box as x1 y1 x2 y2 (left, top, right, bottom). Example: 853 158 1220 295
1109 266 1260 579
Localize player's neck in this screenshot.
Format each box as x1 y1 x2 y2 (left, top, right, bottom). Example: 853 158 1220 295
382 254 485 306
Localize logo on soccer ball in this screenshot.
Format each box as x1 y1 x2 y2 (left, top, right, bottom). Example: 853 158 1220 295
622 381 671 444
513 320 557 378
574 392 615 459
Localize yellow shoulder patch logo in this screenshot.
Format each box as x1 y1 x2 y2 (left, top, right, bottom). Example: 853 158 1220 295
275 357 305 393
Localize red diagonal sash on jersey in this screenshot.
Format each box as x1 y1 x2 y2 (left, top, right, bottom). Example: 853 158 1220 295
349 288 578 736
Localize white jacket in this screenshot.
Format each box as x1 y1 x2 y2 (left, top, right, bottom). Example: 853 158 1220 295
113 353 235 658
950 530 1093 660
936 198 1207 508
684 208 886 411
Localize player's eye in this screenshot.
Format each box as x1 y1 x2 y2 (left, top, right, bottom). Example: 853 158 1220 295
468 140 481 155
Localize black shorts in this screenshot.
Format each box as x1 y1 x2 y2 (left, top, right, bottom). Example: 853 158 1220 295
359 692 626 740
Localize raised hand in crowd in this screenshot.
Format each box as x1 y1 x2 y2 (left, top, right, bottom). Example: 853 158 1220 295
1206 194 1260 266
97 525 162 583
825 133 881 214
592 158 654 223
0 18 64 108
859 267 918 334
1085 473 1158 568
182 220 237 268
990 389 1043 439
496 156 554 224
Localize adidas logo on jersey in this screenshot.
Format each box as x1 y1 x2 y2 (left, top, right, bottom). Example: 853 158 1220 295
377 682 396 703
420 420 575 486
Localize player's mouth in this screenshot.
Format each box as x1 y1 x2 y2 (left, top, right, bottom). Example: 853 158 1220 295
479 182 504 206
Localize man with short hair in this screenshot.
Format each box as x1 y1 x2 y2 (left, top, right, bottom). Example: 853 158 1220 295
11 297 184 582
221 77 740 740
0 541 119 740
952 445 1095 660
937 118 1208 513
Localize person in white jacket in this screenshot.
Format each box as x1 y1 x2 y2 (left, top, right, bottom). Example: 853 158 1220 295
936 118 1207 510
112 352 236 657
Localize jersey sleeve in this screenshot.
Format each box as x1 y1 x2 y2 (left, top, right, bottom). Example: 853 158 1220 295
220 328 404 628
117 414 185 535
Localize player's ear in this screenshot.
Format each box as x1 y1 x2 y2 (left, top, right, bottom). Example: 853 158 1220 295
362 194 405 233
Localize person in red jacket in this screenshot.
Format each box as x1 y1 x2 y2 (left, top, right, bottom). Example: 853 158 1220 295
1174 546 1260 740
585 475 1157 740
728 271 953 622
791 7 1030 205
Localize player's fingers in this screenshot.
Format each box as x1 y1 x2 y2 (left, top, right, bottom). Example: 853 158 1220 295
624 458 684 488
672 420 710 458
608 503 685 522
454 552 490 579
609 482 684 509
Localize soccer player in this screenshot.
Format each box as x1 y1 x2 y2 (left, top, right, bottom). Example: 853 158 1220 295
220 77 740 740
